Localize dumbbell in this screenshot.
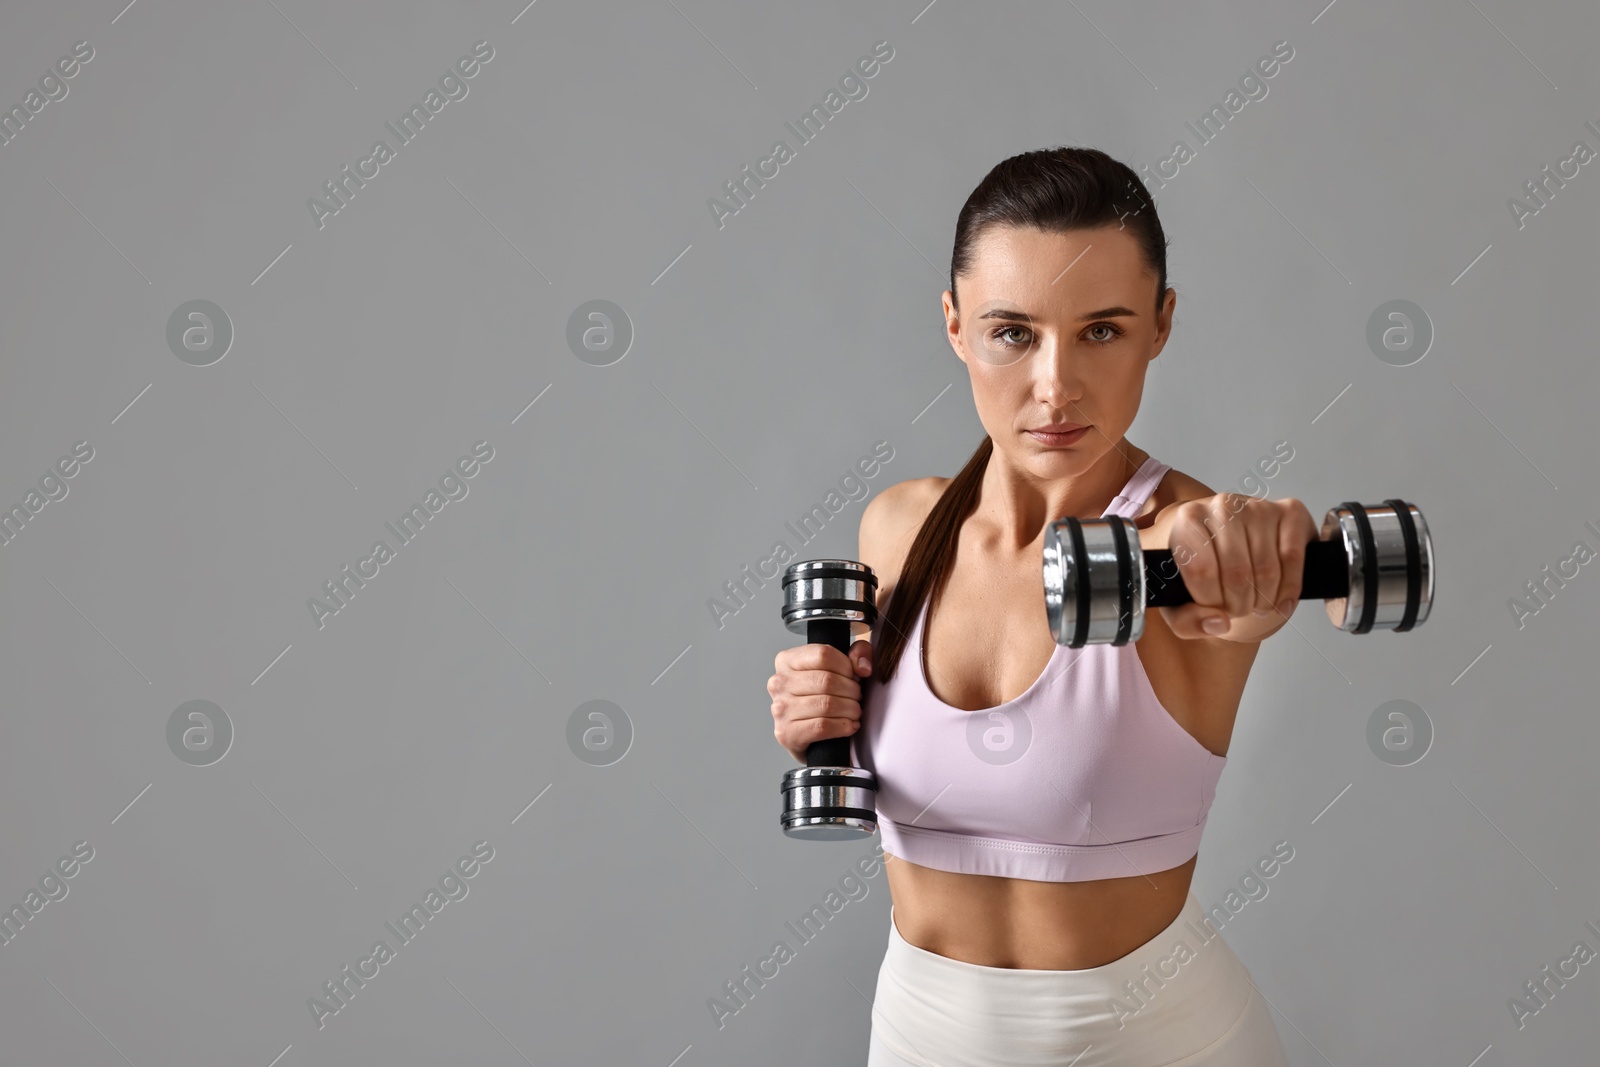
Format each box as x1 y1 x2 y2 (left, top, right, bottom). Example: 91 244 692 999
778 559 880 840
1043 499 1432 647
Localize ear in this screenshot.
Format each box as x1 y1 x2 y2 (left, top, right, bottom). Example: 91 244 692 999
1150 287 1177 359
942 291 969 366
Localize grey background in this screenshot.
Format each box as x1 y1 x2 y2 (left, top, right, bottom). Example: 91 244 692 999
0 0 1594 1064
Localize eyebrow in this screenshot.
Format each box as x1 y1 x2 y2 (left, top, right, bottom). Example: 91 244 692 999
976 305 1139 322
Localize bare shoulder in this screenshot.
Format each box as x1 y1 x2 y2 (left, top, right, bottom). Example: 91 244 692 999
859 476 948 605
1142 465 1215 524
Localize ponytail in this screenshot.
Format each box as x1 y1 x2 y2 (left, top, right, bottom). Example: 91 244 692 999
872 435 992 683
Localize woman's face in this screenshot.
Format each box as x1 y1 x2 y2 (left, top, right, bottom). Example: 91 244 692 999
942 223 1174 477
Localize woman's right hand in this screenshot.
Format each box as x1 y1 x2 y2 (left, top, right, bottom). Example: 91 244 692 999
769 639 873 764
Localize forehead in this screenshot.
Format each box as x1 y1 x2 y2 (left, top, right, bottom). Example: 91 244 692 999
962 224 1152 307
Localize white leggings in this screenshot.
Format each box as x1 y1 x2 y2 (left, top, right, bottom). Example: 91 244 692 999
867 893 1290 1067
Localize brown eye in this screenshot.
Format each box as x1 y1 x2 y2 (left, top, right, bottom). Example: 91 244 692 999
1087 323 1124 344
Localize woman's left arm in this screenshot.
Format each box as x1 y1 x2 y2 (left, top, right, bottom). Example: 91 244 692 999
1141 493 1321 644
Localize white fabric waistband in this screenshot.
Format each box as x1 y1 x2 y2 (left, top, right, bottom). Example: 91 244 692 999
870 893 1266 1066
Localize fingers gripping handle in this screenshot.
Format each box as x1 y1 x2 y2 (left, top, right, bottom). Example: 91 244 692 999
1095 498 1429 641
804 617 856 769
1143 539 1351 607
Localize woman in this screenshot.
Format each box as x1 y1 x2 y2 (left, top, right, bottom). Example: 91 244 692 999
769 147 1309 1065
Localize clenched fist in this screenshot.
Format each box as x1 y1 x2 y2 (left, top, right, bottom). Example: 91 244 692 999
1159 493 1319 641
769 639 873 764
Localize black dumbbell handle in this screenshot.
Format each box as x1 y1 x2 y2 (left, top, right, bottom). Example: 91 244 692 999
803 618 856 769
1142 539 1351 607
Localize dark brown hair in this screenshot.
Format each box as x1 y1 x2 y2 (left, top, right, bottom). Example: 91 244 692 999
870 145 1170 684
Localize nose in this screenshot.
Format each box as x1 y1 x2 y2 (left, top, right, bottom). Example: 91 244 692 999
1031 334 1084 409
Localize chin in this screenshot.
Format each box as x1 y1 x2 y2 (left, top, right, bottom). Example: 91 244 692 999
1023 447 1086 472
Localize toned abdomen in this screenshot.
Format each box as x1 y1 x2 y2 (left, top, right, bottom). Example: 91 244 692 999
883 851 1198 970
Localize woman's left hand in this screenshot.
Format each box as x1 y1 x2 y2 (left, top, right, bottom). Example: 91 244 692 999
1159 493 1320 642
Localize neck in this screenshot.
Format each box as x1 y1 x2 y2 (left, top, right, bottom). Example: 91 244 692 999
974 438 1149 553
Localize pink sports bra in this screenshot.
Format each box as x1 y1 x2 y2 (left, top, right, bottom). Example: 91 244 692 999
849 456 1227 882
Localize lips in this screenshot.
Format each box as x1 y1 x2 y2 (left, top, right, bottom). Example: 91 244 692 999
1026 424 1090 447
1031 423 1085 433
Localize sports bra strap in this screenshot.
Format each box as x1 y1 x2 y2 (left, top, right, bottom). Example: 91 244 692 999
1103 456 1169 519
